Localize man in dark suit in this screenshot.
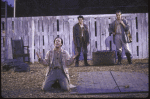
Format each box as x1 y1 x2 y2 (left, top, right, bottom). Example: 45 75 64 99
73 15 90 67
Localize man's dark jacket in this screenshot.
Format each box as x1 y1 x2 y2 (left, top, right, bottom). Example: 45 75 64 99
73 23 89 48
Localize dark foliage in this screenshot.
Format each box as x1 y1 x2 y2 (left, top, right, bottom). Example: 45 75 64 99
1 0 13 17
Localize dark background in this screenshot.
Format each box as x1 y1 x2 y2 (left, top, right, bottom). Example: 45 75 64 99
1 0 148 17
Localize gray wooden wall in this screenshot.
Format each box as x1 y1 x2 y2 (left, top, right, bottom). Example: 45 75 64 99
1 13 148 63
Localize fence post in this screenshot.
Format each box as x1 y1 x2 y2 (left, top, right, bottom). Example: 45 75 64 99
30 17 35 63
4 1 8 61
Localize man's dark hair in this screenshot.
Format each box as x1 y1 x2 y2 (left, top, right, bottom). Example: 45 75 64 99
54 35 63 46
78 15 84 20
116 10 122 14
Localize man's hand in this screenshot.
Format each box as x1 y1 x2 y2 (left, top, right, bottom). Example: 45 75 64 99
120 20 126 28
87 42 89 46
112 32 116 35
73 52 79 59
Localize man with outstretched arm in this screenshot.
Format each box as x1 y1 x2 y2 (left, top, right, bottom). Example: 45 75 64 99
36 36 77 92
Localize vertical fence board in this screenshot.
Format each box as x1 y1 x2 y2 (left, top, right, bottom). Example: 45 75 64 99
68 18 74 56
137 14 143 59
34 17 39 61
43 17 48 57
53 16 57 38
100 18 106 50
86 18 91 59
90 17 95 59
141 14 148 59
64 17 70 53
29 17 35 63
105 18 111 50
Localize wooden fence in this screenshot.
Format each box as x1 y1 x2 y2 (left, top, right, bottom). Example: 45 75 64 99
1 13 148 63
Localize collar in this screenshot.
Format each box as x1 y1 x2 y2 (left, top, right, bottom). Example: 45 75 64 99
79 24 84 28
78 23 84 26
53 47 63 52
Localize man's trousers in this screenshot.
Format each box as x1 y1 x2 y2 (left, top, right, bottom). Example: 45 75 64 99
115 34 132 64
115 34 131 55
42 69 69 91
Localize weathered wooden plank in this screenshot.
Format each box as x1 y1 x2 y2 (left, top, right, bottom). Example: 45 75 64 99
7 18 11 37
43 17 49 57
100 18 105 50
131 16 138 59
86 18 91 59
137 14 143 59
7 37 12 59
24 17 29 37
141 13 148 59
68 18 74 56
145 13 148 58
90 17 95 59
14 18 18 39
52 16 57 38
96 18 101 51
38 17 44 59
63 17 70 53
21 17 25 37
28 17 34 63
34 17 39 61
105 18 111 50
49 35 54 51
6 18 13 59
109 17 116 51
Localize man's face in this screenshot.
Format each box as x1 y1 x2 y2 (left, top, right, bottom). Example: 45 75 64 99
78 18 83 25
54 38 62 48
116 12 122 20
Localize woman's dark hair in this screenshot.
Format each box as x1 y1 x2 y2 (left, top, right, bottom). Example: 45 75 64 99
54 35 63 46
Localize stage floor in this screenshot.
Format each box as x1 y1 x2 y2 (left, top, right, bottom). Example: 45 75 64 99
75 71 148 94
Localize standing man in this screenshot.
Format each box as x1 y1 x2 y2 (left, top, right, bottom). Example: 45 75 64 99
109 10 132 65
73 15 90 67
36 36 77 92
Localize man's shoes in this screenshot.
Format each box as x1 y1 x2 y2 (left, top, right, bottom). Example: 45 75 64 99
129 62 132 64
84 63 90 66
125 52 132 64
117 62 122 65
117 54 122 65
75 63 79 67
75 62 79 67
